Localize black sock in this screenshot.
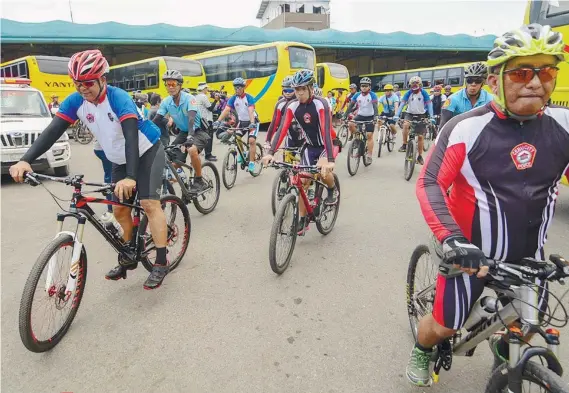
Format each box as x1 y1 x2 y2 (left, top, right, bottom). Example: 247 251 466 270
415 342 433 353
496 336 510 359
156 247 167 265
195 176 202 182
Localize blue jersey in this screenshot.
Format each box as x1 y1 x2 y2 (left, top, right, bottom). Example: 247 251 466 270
378 94 400 114
227 93 257 122
57 86 160 165
443 88 494 116
351 92 378 117
157 91 201 132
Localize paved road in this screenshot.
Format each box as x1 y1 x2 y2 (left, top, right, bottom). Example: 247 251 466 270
2 136 568 393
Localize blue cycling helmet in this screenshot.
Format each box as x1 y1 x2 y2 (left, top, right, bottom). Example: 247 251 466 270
282 76 294 88
233 77 246 87
291 69 315 87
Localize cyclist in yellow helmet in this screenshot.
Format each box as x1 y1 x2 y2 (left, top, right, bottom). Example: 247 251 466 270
377 84 400 136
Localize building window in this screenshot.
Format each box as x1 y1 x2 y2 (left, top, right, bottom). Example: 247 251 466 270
281 4 290 13
298 4 304 13
313 6 322 14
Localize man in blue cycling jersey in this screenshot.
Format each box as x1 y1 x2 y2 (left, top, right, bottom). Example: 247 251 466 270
344 77 379 162
152 69 210 194
394 76 435 165
377 83 400 136
214 77 259 172
439 62 494 128
9 49 170 290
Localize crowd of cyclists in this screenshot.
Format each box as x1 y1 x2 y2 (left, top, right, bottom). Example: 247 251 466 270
7 22 569 390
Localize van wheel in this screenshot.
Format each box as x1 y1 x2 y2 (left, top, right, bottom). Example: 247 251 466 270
53 165 69 177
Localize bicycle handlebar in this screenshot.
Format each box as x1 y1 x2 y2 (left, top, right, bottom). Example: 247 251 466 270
269 161 320 174
24 172 113 191
486 255 569 284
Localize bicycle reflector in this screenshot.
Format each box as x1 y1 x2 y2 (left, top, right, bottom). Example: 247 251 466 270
0 77 32 86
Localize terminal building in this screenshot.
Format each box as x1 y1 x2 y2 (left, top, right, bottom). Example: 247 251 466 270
257 0 330 30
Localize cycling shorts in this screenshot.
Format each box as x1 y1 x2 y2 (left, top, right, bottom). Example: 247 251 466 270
111 142 165 201
353 115 375 133
300 145 339 166
433 258 550 330
403 113 427 134
380 113 396 125
171 129 210 161
238 120 260 139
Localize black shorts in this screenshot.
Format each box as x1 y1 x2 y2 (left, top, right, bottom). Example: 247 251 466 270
111 142 165 201
171 129 211 161
403 113 427 134
380 113 396 125
354 115 375 133
237 120 260 139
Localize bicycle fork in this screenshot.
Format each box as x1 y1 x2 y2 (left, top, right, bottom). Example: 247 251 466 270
45 215 86 297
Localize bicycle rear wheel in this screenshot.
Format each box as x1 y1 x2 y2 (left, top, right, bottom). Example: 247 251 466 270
193 161 220 215
269 193 299 274
347 139 361 176
248 142 264 177
404 140 416 181
222 149 238 189
338 124 349 149
75 124 93 144
377 126 385 158
271 169 289 216
486 362 569 393
139 194 191 272
406 244 437 342
315 173 341 235
19 234 87 352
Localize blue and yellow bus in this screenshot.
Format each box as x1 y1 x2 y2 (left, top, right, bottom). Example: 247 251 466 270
185 42 316 123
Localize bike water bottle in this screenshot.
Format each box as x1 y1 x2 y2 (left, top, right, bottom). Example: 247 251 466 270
307 182 316 200
463 296 498 331
101 212 124 239
176 167 188 185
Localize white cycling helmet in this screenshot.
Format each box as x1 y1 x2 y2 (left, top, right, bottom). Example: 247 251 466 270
409 76 422 91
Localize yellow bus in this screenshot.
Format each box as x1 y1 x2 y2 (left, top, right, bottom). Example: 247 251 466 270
360 62 483 97
107 56 205 98
524 0 569 186
0 55 74 103
316 62 350 114
185 41 316 123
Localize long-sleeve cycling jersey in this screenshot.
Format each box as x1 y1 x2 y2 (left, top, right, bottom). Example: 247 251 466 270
269 96 335 162
266 97 293 142
417 102 569 262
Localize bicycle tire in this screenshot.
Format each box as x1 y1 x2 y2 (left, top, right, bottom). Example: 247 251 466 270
271 169 289 216
404 140 416 181
75 125 93 145
347 139 361 176
423 127 432 152
192 161 220 215
139 194 191 272
315 173 341 235
486 362 569 393
387 131 395 152
19 234 87 353
406 244 433 342
248 142 264 177
269 193 299 275
338 124 349 149
377 126 385 158
363 138 372 167
222 149 238 189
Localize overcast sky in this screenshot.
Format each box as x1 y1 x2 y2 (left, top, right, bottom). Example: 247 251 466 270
2 0 528 36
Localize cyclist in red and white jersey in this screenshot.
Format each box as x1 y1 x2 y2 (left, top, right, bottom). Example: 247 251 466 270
265 76 302 150
406 24 569 387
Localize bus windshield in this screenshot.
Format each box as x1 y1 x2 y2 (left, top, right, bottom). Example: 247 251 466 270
289 47 315 70
1 90 51 117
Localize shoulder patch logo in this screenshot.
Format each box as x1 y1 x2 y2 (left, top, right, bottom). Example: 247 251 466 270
510 142 537 170
107 112 115 122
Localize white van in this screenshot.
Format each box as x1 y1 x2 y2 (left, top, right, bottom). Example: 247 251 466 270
1 78 71 176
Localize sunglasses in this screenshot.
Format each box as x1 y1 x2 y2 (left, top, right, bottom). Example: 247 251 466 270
466 77 484 85
164 81 180 88
234 85 245 89
361 84 370 88
283 88 294 94
73 79 97 88
504 66 559 84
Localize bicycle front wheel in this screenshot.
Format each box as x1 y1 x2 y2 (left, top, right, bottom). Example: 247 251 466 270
75 124 93 144
406 244 437 342
386 130 395 152
404 140 416 181
347 140 361 176
139 194 191 272
193 161 220 215
271 169 289 216
338 124 349 149
377 126 385 158
248 142 264 177
19 234 87 352
269 193 299 275
222 149 238 189
423 127 432 152
486 362 569 393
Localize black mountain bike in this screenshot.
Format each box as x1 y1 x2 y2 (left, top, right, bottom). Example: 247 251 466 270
18 172 191 353
219 127 263 189
403 117 430 181
407 245 569 392
346 120 375 176
162 145 220 215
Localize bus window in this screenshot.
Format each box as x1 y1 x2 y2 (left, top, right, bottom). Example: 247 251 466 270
393 73 405 90
547 1 569 17
1 61 28 78
254 47 278 78
379 75 393 91
328 63 349 79
135 75 146 90
147 75 157 87
203 56 229 83
433 69 447 86
447 67 463 86
36 56 68 75
164 58 202 77
317 65 325 88
420 71 433 88
289 46 315 70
